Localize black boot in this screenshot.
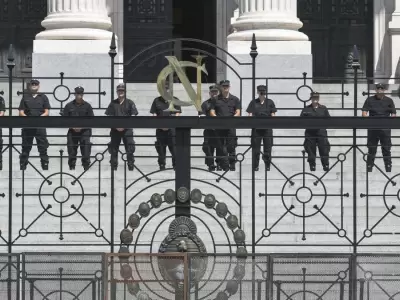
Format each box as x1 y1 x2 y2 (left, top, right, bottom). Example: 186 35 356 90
20 161 28 171
41 161 49 171
309 162 316 172
208 165 216 172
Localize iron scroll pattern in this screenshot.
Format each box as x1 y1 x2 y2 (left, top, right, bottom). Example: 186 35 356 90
256 147 352 247
12 149 110 245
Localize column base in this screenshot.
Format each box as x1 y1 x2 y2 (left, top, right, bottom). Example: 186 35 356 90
228 29 309 41
36 28 113 40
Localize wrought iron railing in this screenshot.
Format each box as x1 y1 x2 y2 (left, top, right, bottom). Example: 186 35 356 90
0 35 398 299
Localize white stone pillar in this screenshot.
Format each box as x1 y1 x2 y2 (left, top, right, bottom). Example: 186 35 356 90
228 0 308 41
36 0 112 40
389 0 400 82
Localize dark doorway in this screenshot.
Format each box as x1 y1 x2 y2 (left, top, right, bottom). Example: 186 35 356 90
298 0 373 78
123 0 216 83
0 0 47 76
172 0 216 83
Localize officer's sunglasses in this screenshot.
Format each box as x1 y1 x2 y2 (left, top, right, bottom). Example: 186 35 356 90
30 83 38 86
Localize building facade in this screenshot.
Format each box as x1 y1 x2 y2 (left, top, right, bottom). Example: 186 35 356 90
0 0 398 82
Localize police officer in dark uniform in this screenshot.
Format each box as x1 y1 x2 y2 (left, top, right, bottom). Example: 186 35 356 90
150 82 181 170
18 79 50 170
210 79 241 171
300 92 331 172
246 85 277 171
62 86 94 171
201 85 220 171
0 95 5 170
362 83 396 172
105 83 138 171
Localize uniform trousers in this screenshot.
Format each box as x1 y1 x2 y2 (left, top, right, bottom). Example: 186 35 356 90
109 129 135 166
202 129 217 166
155 129 176 167
304 129 330 166
367 129 392 166
251 129 273 168
67 129 92 167
20 128 49 165
215 129 237 168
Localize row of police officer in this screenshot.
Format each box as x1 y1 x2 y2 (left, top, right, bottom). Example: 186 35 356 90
0 80 395 173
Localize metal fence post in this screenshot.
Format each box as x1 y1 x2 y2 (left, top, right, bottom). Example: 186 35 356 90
108 33 117 300
6 44 15 300
351 45 360 300
249 33 258 300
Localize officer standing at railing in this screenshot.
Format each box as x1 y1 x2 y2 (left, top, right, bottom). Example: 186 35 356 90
300 92 331 172
0 95 4 170
150 81 181 170
62 86 94 171
105 83 138 171
246 85 277 172
201 85 220 171
210 80 241 171
18 79 50 171
362 83 396 173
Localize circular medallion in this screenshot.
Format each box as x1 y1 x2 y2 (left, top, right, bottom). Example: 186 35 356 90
281 173 327 218
39 173 84 218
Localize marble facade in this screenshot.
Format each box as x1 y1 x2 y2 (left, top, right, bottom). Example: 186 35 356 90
32 0 400 80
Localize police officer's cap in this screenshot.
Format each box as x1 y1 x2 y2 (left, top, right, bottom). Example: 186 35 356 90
75 86 84 94
376 83 385 89
257 85 267 92
116 83 125 91
209 85 219 91
219 80 230 86
30 79 40 85
310 91 320 98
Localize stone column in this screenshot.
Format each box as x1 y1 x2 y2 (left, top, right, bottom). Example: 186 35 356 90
33 0 117 112
389 0 400 82
228 0 308 41
36 0 112 40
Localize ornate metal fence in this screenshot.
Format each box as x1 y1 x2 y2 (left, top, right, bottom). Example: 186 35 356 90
0 35 398 299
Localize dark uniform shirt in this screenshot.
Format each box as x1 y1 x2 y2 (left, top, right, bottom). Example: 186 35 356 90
201 99 215 116
246 98 277 116
63 100 94 117
0 96 5 113
150 97 182 116
300 104 330 133
105 98 138 116
362 95 396 117
300 104 330 118
211 94 241 116
18 94 51 116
